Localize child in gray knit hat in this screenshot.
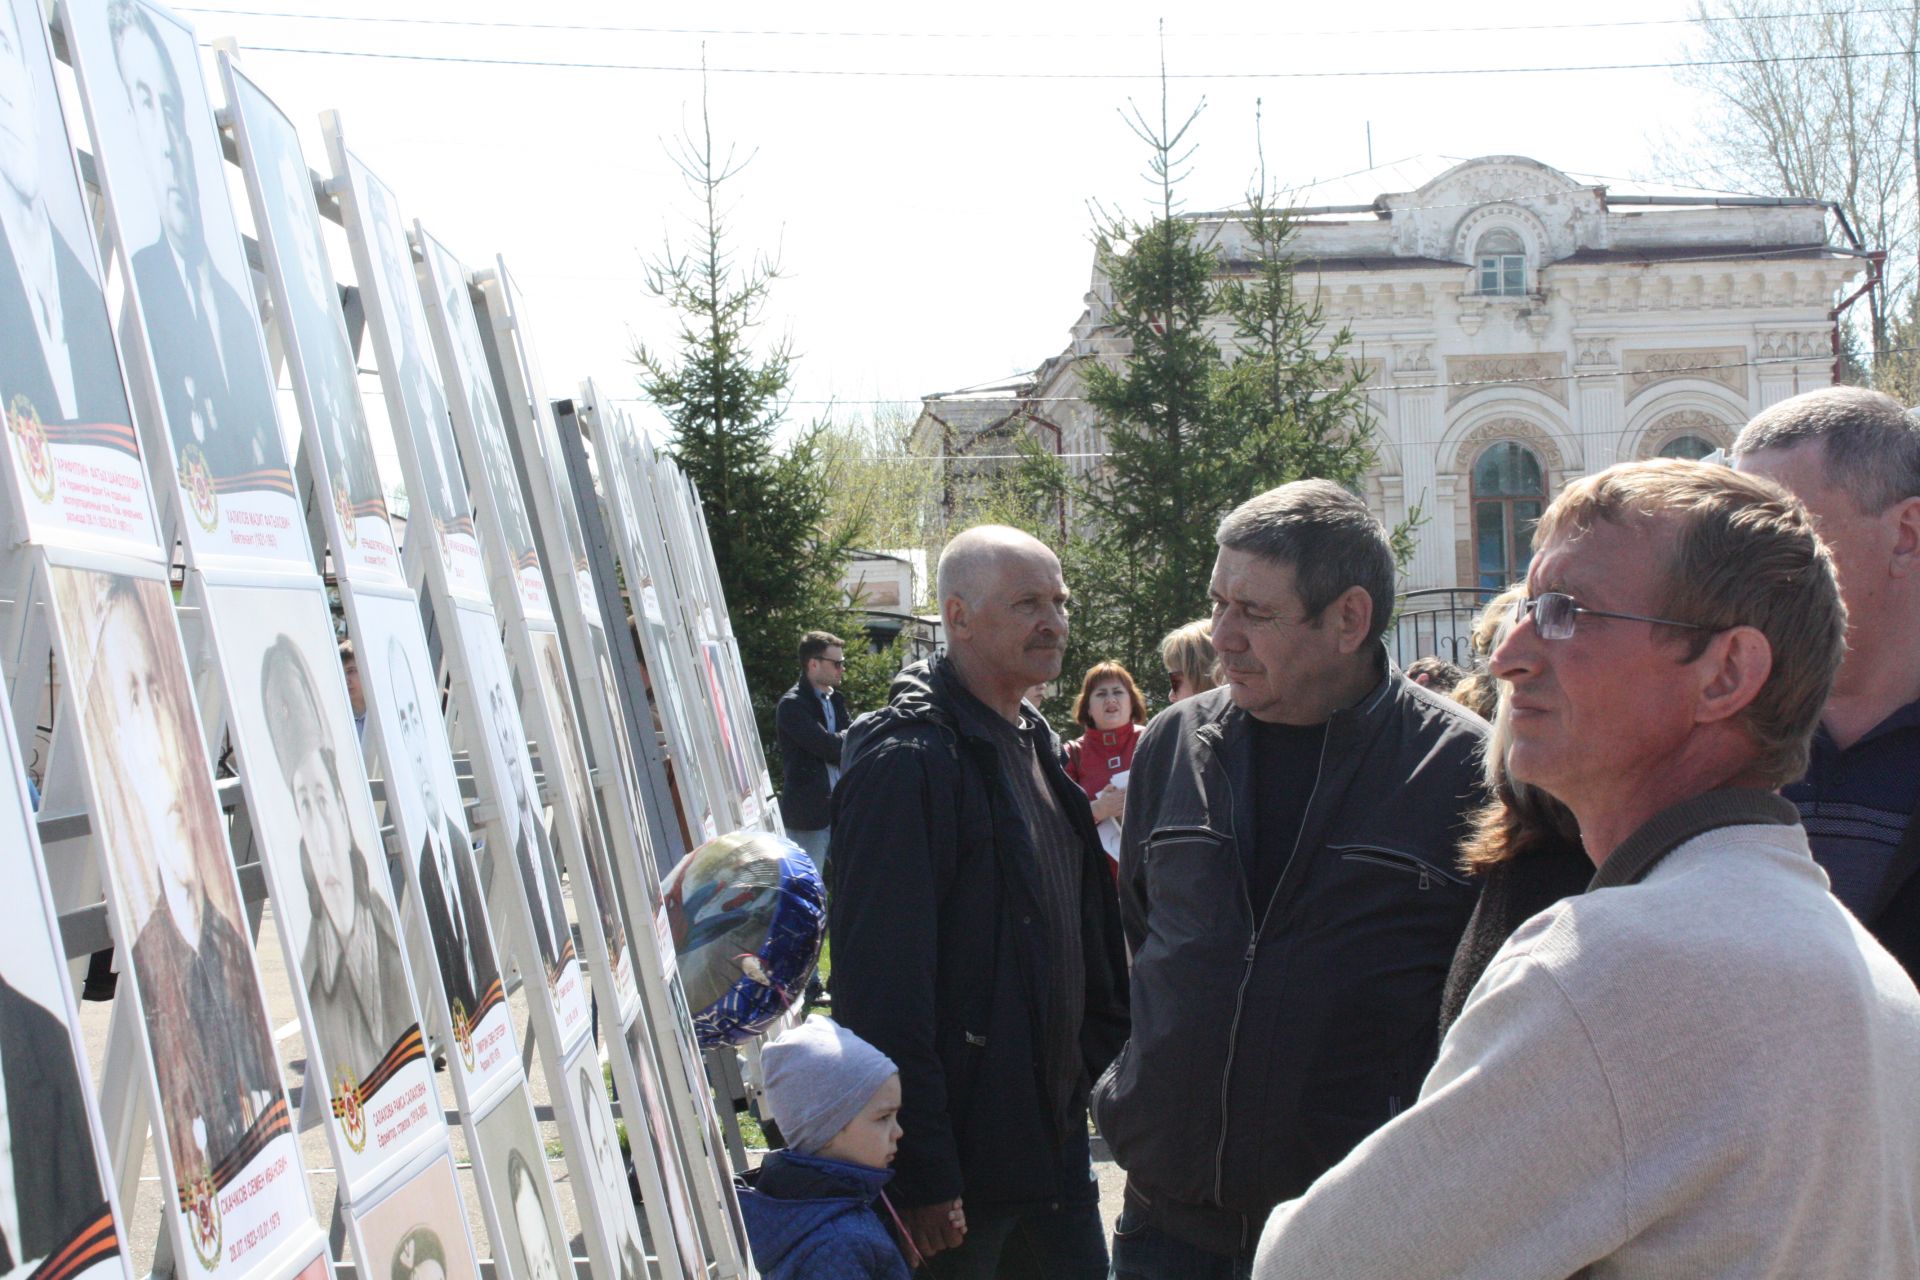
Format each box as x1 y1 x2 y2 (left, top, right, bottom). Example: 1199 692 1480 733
740 1017 951 1278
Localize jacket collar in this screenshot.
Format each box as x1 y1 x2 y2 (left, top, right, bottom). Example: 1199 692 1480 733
1194 644 1396 757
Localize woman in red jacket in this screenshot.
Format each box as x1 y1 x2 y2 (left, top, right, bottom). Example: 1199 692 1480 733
1062 661 1147 876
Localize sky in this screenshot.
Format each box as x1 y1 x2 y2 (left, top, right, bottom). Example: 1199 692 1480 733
148 0 1730 443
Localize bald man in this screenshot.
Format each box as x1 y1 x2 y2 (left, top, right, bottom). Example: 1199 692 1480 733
829 525 1129 1279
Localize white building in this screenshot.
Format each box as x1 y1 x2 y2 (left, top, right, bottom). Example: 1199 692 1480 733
915 155 1870 625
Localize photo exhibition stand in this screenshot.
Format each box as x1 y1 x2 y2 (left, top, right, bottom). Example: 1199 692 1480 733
473 275 755 1270
2 5 768 1279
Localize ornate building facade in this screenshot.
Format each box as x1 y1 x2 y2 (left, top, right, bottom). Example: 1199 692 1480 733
915 155 1869 598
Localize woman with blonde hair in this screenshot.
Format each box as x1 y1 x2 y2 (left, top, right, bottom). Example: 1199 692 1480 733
1158 618 1217 704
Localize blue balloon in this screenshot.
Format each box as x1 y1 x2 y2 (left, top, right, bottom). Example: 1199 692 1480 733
661 831 825 1047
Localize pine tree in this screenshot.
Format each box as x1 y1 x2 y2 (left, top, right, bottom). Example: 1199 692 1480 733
633 76 855 764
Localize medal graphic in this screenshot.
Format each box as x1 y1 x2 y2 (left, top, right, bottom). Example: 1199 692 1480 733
332 476 357 547
452 998 476 1071
179 443 219 532
331 1064 367 1153
184 1165 222 1269
7 394 56 504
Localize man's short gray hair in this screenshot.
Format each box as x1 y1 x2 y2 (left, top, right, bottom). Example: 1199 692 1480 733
1216 479 1395 647
1732 385 1920 513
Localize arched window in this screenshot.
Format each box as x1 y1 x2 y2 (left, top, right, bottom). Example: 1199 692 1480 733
1472 441 1545 589
1475 229 1527 297
1657 434 1717 461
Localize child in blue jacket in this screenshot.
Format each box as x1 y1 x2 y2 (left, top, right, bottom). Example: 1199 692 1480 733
740 1017 937 1279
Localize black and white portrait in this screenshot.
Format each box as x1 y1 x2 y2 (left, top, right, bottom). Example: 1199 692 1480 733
257 631 415 1082
96 0 284 493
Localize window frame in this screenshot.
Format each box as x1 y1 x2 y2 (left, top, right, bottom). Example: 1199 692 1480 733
1470 441 1548 590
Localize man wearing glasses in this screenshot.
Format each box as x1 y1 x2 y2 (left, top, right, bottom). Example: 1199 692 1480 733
1096 480 1488 1279
1252 461 1920 1277
776 630 852 879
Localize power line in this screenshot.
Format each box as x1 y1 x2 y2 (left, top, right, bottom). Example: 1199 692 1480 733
175 5 1920 41
205 42 1908 81
614 347 1882 423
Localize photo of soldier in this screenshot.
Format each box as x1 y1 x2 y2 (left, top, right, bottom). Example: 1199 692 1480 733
232 80 384 517
54 568 283 1194
351 1156 477 1280
533 631 632 982
0 729 122 1280
384 630 498 1022
488 675 572 986
361 180 461 532
474 1101 565 1280
100 1 286 495
571 1062 646 1280
0 0 129 435
258 633 415 1082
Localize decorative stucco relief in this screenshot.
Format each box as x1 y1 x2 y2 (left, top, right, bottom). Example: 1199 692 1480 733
1623 347 1746 399
1454 415 1567 473
1445 353 1569 408
1636 409 1733 460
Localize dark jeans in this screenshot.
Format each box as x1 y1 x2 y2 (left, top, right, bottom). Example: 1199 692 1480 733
1110 1201 1254 1280
921 1199 1108 1280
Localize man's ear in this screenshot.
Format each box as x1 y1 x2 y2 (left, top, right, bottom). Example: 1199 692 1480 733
1331 585 1375 655
1888 495 1920 579
1694 625 1773 727
942 596 969 641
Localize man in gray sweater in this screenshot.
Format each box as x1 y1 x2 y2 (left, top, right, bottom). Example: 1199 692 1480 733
1254 460 1920 1278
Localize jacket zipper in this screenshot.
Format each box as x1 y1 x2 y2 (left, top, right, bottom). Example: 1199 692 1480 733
1210 726 1332 1207
1335 846 1471 890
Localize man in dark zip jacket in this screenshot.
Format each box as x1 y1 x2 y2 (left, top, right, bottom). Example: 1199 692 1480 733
1092 481 1486 1278
830 525 1130 1279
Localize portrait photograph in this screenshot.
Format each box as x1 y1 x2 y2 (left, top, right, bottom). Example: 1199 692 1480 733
354 590 510 1095
452 607 591 1041
63 0 300 557
474 1095 567 1280
418 232 548 618
0 727 128 1280
46 565 310 1276
225 66 394 571
328 143 487 601
202 580 434 1192
530 628 635 1016
0 0 158 553
621 1016 706 1279
561 1057 647 1280
350 1155 478 1280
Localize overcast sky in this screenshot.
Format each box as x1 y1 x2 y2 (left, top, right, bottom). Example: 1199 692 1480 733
161 0 1731 442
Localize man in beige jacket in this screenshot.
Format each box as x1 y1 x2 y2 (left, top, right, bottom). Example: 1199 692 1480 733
1254 460 1920 1278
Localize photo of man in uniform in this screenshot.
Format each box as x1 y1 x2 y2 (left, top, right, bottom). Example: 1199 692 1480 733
387 634 497 1021
0 0 126 432
361 173 462 532
252 133 383 514
577 1064 645 1280
63 570 281 1189
488 677 570 985
259 633 413 1080
0 967 107 1272
107 0 282 490
537 635 629 970
506 1149 561 1280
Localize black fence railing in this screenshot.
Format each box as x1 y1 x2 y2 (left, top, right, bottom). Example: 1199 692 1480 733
1389 587 1502 669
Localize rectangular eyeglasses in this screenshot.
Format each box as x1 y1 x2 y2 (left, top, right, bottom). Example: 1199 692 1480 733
1512 592 1711 641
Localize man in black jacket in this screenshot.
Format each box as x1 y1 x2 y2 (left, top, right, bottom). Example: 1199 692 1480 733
1092 481 1486 1278
775 630 851 874
831 524 1130 1278
1734 386 1920 981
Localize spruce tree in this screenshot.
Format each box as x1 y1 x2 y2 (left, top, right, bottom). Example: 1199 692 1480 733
633 79 855 764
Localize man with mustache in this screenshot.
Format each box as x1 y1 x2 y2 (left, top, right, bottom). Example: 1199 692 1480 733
1094 481 1486 1279
830 524 1130 1277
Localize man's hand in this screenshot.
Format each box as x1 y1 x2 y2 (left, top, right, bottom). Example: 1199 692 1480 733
902 1198 968 1259
1090 784 1126 824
